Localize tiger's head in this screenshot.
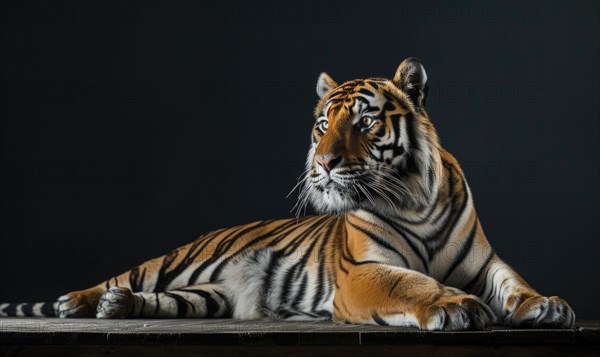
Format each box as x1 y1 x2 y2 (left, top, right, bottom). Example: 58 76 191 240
299 58 443 216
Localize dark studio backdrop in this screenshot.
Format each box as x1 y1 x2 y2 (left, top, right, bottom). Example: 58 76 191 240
1 1 598 319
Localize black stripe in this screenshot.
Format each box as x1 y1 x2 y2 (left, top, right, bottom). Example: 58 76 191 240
129 266 147 293
21 303 34 316
390 114 402 143
154 292 160 316
441 218 478 283
280 264 300 305
404 153 420 175
369 211 429 272
338 257 349 274
138 295 146 317
279 220 328 304
486 277 509 305
187 221 271 285
277 309 321 319
164 292 191 318
312 253 327 311
214 290 232 316
481 267 503 303
184 289 221 317
372 312 389 326
348 221 409 267
311 220 336 311
383 90 409 111
354 96 379 112
2 304 16 316
404 112 419 151
280 216 330 256
461 251 495 294
358 88 375 97
41 302 56 317
427 166 435 191
291 273 309 309
336 254 383 266
276 309 297 319
388 276 404 297
209 219 306 282
430 200 451 225
424 164 471 256
262 250 282 303
315 310 333 318
374 123 386 137
442 307 451 329
129 267 140 292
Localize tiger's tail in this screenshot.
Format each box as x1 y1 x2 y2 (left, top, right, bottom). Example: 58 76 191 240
0 302 58 317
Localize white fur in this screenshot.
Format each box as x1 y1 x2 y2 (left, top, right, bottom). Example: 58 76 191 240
221 250 273 319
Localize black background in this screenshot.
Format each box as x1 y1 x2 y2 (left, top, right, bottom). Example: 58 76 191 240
1 1 598 319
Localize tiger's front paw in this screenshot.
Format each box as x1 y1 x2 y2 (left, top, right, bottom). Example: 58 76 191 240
507 295 575 328
419 291 495 331
96 287 135 319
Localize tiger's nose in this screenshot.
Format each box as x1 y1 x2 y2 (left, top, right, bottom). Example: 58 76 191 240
316 154 342 173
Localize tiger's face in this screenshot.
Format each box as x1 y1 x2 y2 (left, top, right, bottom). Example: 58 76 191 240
299 58 443 215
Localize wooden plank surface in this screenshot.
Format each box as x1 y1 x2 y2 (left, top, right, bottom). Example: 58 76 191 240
1 319 598 357
0 318 598 346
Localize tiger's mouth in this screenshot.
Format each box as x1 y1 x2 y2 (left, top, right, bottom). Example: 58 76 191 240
300 163 418 215
305 170 371 214
295 154 418 215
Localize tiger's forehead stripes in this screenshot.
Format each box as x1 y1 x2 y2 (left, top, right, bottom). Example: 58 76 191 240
325 98 380 125
315 79 412 119
327 80 380 102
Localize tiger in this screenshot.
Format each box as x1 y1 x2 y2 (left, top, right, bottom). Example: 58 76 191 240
0 58 575 330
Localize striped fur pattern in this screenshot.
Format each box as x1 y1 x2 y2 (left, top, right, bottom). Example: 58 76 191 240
0 58 574 330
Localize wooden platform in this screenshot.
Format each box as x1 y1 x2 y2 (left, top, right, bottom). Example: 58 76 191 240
1 318 598 356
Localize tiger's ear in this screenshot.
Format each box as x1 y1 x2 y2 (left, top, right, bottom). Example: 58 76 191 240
316 72 338 98
393 58 429 108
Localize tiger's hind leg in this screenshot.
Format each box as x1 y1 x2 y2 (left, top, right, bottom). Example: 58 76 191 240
96 283 230 319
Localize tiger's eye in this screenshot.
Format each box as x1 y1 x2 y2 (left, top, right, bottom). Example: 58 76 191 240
362 117 373 127
319 121 328 132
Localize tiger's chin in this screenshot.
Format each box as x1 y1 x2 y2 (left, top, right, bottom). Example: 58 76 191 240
308 184 361 214
306 178 422 216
